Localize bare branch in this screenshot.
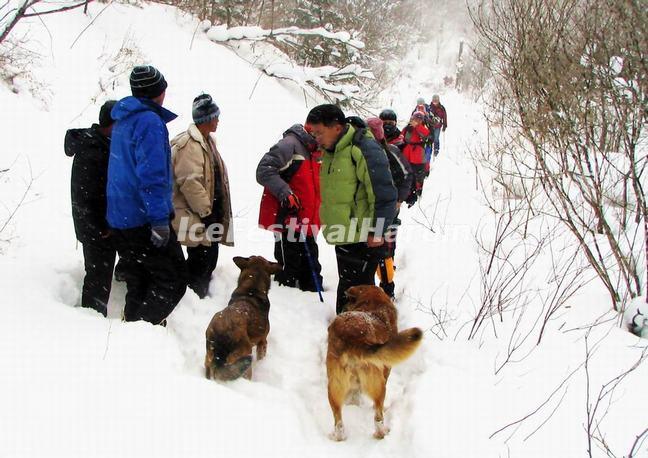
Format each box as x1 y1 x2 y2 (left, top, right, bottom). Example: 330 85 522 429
628 428 648 458
22 0 91 18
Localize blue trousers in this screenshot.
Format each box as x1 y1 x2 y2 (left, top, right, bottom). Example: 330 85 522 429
433 128 441 154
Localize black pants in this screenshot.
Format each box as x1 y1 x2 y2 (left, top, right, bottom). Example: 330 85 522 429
411 163 427 195
112 226 187 325
81 242 116 317
186 242 219 299
274 233 323 292
335 242 386 314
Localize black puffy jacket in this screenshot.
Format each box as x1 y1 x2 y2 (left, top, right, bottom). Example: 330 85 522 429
64 125 111 245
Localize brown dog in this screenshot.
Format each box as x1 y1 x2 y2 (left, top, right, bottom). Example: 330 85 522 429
326 285 423 441
205 256 282 381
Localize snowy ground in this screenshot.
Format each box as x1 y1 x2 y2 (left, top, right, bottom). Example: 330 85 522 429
1 3 646 458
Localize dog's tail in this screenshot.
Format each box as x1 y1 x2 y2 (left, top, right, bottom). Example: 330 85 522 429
364 328 423 366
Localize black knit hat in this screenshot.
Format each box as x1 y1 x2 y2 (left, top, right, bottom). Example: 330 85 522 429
98 100 117 127
129 65 167 99
192 94 220 124
306 104 346 127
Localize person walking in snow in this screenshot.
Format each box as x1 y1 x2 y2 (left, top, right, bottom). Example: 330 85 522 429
412 97 436 172
401 111 430 200
256 124 323 292
65 100 119 317
366 117 413 299
171 94 233 299
306 104 397 313
429 94 448 156
107 65 187 325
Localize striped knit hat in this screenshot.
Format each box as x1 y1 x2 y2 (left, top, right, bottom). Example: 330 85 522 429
129 65 167 99
192 94 220 125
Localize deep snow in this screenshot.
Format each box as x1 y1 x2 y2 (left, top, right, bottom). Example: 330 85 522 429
0 3 646 458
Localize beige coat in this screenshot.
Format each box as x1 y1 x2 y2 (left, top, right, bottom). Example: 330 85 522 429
171 124 234 247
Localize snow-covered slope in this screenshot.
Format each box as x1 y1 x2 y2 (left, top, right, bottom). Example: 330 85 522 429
1 3 646 458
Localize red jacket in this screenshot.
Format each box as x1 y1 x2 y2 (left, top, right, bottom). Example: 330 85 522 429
429 103 448 129
257 125 321 236
401 123 430 164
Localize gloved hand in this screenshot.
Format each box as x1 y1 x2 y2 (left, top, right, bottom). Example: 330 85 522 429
150 225 170 248
281 192 301 212
405 193 418 208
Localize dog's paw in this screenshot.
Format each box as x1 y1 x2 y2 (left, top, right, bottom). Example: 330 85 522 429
373 420 390 439
329 424 347 442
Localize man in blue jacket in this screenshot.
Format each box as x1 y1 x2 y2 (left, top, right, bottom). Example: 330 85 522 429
107 65 186 325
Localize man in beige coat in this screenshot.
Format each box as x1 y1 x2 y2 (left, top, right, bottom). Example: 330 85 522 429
171 94 233 298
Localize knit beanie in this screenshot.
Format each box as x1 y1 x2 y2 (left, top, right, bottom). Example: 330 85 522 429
192 94 220 124
129 65 167 99
98 100 117 127
366 117 385 141
412 111 425 120
416 97 426 105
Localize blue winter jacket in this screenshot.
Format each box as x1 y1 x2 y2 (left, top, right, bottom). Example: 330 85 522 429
107 97 177 229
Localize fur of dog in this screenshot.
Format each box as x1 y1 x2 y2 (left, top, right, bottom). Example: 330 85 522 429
326 285 423 441
205 256 281 381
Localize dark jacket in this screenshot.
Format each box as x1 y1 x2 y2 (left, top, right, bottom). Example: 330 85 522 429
257 124 321 235
430 103 448 129
384 143 413 202
64 125 111 245
107 96 177 229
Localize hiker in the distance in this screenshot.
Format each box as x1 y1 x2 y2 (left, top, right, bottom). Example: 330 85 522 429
429 94 448 156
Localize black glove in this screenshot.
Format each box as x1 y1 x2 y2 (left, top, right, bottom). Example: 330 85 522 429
201 211 219 228
150 225 170 248
405 193 418 208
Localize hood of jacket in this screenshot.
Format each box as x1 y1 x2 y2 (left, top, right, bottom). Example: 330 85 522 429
111 96 177 124
64 124 109 157
283 124 317 151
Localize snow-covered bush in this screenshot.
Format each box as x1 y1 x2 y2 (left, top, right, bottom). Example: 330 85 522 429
471 0 648 310
163 0 428 107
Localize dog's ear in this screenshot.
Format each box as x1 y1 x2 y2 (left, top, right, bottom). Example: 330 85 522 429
345 285 363 302
233 256 250 270
266 262 283 275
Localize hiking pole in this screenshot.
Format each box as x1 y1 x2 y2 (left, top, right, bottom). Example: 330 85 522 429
302 236 324 302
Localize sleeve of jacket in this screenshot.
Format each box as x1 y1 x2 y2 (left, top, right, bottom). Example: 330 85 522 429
387 145 413 202
255 137 294 201
173 138 212 218
416 123 430 138
133 113 172 226
440 105 448 128
353 137 397 235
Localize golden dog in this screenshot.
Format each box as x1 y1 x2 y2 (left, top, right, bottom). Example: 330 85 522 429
205 256 281 381
326 285 423 441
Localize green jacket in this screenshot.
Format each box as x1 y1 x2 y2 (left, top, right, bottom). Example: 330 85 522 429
319 125 397 244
